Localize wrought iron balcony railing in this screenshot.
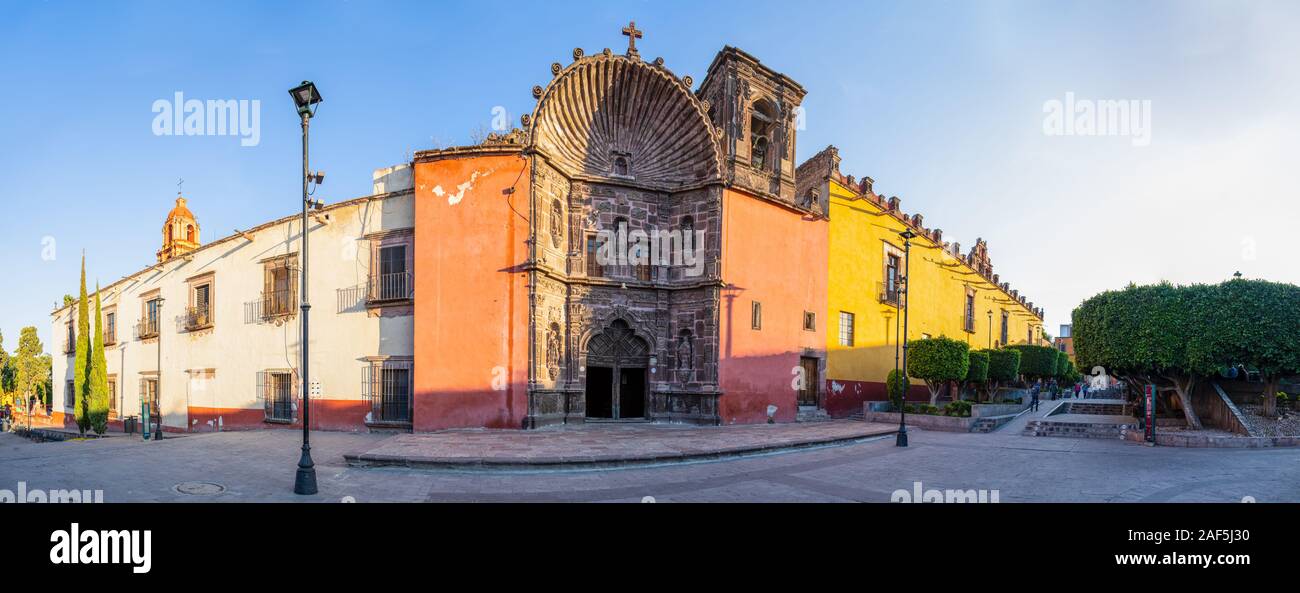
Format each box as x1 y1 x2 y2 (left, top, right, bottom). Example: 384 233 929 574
135 318 159 340
184 305 212 330
877 282 901 307
367 271 413 303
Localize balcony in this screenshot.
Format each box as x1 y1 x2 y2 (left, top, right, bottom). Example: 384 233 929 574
367 271 413 304
63 336 75 355
877 282 901 307
183 305 212 331
135 318 159 340
245 288 297 323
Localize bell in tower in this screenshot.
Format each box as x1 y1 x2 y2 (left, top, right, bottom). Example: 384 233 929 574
697 46 807 206
158 194 201 262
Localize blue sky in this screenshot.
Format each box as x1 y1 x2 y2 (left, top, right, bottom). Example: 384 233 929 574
2 0 1298 351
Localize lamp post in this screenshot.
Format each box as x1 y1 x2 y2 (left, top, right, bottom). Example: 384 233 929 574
896 229 916 447
986 309 993 349
289 80 323 496
154 297 164 440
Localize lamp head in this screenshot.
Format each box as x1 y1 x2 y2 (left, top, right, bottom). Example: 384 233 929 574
289 81 322 117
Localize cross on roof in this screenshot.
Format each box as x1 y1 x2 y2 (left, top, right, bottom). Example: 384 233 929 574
622 21 643 56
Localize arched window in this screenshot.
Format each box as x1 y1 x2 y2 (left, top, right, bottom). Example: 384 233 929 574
613 156 630 177
186 224 195 242
749 98 777 170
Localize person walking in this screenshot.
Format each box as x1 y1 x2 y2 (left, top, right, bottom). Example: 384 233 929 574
1030 381 1041 412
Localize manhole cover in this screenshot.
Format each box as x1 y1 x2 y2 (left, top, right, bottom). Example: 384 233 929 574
173 481 226 496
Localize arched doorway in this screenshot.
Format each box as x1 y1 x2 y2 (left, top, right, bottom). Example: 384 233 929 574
585 319 649 420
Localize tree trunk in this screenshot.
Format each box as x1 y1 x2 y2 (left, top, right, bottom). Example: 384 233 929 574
1166 375 1203 430
1262 377 1278 417
927 381 940 406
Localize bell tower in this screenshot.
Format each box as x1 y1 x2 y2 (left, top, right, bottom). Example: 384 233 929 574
158 194 201 262
697 46 807 207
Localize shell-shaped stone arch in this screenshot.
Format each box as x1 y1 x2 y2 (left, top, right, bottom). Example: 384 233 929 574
527 53 722 190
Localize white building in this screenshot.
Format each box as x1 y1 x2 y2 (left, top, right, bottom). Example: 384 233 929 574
50 166 415 432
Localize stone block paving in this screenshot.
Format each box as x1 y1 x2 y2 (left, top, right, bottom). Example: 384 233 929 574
344 421 899 469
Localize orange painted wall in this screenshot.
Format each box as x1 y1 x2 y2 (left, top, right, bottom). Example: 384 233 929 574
412 152 532 430
717 189 828 424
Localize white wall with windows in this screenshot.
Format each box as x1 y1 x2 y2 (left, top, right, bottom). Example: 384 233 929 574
50 189 415 431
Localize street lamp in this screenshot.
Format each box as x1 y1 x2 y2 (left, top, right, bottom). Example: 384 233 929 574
896 228 916 447
289 80 322 496
154 297 164 441
986 309 993 349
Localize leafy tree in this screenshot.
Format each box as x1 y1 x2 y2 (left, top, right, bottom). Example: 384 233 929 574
886 369 909 410
1206 279 1300 416
1007 344 1059 383
90 284 109 434
13 327 47 407
906 336 971 405
63 294 76 307
964 350 989 401
1054 350 1069 379
73 255 91 435
983 348 1021 398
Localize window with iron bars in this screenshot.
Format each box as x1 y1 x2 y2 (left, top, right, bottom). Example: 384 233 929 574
364 360 412 425
104 311 116 346
257 370 295 423
368 244 413 303
260 258 298 319
963 293 976 333
185 283 213 330
136 298 161 339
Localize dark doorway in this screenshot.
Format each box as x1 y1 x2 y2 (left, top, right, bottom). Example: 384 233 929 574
618 368 646 419
586 366 614 419
798 357 819 407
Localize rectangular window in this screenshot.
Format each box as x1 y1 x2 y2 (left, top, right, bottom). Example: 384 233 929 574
262 256 298 318
186 281 212 330
370 244 412 302
104 311 116 345
751 301 762 330
1028 327 1034 345
259 371 295 422
585 234 603 278
64 320 75 354
65 380 74 408
138 297 161 339
139 378 158 416
107 376 117 418
365 360 413 425
1000 311 1009 346
963 293 975 333
838 311 855 347
803 311 816 331
880 248 903 306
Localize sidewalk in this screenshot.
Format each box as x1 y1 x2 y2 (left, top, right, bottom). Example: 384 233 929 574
345 420 898 471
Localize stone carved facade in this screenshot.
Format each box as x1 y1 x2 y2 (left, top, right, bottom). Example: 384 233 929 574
523 40 732 428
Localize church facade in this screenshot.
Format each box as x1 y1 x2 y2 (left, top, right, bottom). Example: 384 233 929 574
411 36 827 430
47 25 1045 433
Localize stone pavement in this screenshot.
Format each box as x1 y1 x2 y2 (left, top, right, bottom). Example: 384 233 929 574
344 420 898 470
3 414 1300 502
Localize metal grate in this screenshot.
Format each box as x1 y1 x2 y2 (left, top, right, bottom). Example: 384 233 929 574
184 304 211 330
364 362 412 424
258 371 295 422
367 271 413 303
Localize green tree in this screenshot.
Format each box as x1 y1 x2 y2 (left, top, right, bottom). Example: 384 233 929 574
13 327 47 406
886 369 909 410
906 336 971 405
983 348 1022 400
964 350 989 401
63 294 76 307
1007 344 1059 383
1206 279 1300 417
73 254 91 435
89 284 109 434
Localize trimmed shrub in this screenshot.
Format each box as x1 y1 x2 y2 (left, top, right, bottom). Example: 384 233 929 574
887 368 909 410
1006 344 1059 381
907 336 970 405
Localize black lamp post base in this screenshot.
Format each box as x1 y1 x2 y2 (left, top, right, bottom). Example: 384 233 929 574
896 426 908 447
294 446 317 495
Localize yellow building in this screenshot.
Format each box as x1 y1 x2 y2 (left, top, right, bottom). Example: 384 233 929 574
796 147 1046 416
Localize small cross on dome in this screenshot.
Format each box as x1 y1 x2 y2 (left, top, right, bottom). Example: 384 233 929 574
621 21 643 57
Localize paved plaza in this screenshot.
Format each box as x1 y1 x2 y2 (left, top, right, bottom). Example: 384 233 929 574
2 405 1298 503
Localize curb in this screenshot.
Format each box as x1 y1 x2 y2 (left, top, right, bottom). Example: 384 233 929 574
343 426 898 471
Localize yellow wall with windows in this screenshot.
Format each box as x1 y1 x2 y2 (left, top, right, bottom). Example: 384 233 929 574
827 178 1045 391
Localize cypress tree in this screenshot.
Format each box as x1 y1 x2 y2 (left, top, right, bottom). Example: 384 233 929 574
73 253 91 435
90 283 109 435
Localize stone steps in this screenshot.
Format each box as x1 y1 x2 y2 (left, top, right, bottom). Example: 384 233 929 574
1023 419 1136 439
797 407 832 423
1063 402 1128 416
